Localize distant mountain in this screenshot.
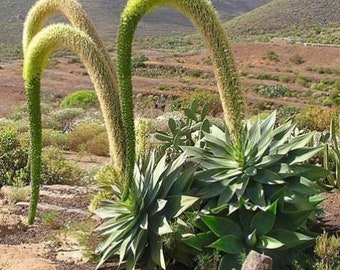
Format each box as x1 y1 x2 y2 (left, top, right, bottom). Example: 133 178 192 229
225 0 340 36
0 0 270 45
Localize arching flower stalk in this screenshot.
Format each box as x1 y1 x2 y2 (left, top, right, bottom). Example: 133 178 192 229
23 23 124 224
23 0 113 69
117 0 246 198
22 0 122 161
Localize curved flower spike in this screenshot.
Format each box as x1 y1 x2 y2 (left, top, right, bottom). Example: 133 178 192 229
24 23 124 224
117 0 246 198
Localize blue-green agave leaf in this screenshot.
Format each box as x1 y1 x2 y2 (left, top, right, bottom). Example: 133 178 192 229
210 234 244 254
150 234 166 269
285 147 323 165
246 182 266 207
252 169 285 185
250 202 277 235
182 231 216 251
218 254 241 270
269 229 313 250
201 215 243 238
257 235 284 249
168 118 177 135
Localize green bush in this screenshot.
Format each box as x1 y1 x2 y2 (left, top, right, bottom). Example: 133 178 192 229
172 90 222 116
289 54 305 64
294 106 339 131
66 122 107 154
295 75 312 87
60 90 98 109
255 85 292 98
266 50 279 61
42 129 68 148
0 126 30 187
131 53 149 69
41 147 82 185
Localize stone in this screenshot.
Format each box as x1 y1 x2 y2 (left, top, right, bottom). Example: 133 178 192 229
241 250 272 270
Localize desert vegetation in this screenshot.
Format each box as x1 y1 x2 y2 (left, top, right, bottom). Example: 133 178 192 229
0 0 339 270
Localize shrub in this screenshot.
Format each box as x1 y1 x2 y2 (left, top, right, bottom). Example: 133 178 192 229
266 50 279 61
131 53 149 69
255 85 292 98
294 106 339 131
289 54 305 64
66 122 106 153
42 129 67 148
172 90 222 116
85 131 109 157
314 233 340 270
279 75 290 83
257 73 279 81
295 75 312 87
0 126 30 187
41 147 82 185
60 90 98 109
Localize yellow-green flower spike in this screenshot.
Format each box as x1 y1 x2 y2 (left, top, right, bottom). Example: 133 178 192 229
24 23 125 224
118 0 246 198
23 0 122 163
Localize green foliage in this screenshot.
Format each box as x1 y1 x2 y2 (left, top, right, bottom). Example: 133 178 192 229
314 233 340 270
60 90 98 109
41 147 82 185
41 210 61 229
289 54 305 65
94 152 198 269
255 84 292 98
294 107 339 131
172 90 222 117
155 101 211 154
141 35 203 53
266 50 279 61
42 129 67 148
295 75 312 87
131 53 149 69
184 112 328 268
256 73 279 81
0 126 30 187
89 165 121 212
320 117 340 189
66 122 108 154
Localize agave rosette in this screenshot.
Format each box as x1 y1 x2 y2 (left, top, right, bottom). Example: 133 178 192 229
185 111 328 212
94 152 198 269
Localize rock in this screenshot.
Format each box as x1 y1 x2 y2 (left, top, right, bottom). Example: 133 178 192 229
241 250 272 270
16 201 66 211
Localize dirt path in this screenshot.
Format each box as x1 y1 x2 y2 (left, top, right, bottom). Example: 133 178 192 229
0 185 101 270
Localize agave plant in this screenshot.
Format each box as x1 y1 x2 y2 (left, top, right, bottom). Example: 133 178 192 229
183 200 317 269
94 152 198 269
155 100 211 154
185 111 327 212
322 117 340 189
181 111 329 268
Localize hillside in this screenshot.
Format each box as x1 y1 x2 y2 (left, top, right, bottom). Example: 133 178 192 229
225 0 340 40
0 0 269 45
